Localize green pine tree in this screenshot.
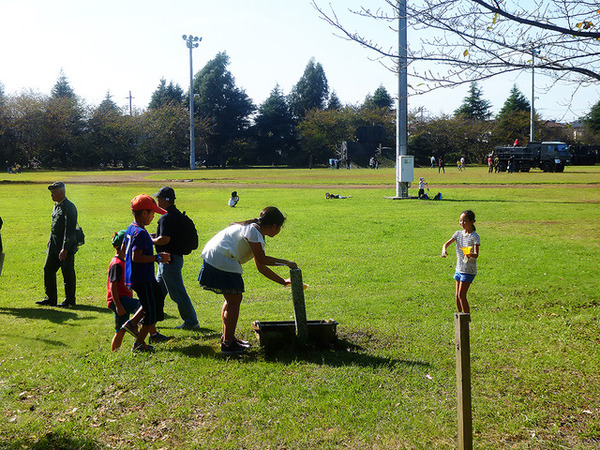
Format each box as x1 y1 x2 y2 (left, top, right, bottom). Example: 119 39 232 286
497 85 530 119
454 82 492 120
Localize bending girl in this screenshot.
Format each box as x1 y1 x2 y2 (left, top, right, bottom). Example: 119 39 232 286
198 206 297 354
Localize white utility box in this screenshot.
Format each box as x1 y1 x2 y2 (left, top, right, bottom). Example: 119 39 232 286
396 155 414 182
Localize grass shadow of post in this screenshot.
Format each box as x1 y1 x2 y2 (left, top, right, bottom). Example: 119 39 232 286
455 312 472 450
290 268 308 344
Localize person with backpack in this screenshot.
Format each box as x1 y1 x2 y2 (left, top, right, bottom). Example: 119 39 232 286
153 187 200 330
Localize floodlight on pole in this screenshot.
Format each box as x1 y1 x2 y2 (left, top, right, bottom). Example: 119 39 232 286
183 34 201 170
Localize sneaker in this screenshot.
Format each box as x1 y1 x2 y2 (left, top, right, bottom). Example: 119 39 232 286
149 332 172 343
221 335 252 348
120 321 138 338
132 343 154 352
236 337 252 348
175 322 200 330
220 340 248 355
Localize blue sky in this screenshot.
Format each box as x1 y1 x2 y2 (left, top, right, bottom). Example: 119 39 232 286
1 0 597 122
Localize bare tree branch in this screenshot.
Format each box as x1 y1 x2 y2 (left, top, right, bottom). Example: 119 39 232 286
470 0 600 38
311 0 600 95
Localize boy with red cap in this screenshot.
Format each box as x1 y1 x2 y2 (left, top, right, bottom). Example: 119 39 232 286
122 194 172 352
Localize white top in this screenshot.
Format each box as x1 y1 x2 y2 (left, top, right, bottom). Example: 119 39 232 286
453 230 480 275
228 196 239 207
418 179 427 189
201 223 264 274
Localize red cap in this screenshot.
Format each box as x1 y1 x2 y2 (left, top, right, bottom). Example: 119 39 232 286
131 194 167 214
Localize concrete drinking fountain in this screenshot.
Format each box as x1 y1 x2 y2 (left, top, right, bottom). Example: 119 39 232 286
251 268 338 348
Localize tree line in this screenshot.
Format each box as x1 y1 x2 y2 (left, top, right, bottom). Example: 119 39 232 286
1 52 599 170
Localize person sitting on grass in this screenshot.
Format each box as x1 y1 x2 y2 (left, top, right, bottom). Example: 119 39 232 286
122 195 172 352
228 191 239 207
198 206 297 355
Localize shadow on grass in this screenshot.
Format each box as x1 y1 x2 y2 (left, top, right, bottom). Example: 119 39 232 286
71 304 109 313
166 330 221 358
434 198 589 205
254 337 431 369
166 332 430 369
0 307 79 324
1 430 99 450
0 332 66 346
173 338 430 369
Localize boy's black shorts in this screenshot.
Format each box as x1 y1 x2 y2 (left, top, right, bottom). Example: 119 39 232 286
131 279 165 326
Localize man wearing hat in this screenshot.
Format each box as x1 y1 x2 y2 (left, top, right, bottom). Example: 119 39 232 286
153 186 200 330
36 182 78 307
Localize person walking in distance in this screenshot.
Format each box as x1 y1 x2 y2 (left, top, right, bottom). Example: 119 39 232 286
438 157 445 173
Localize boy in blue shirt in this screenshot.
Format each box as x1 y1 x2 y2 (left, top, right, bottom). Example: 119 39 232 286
122 194 171 352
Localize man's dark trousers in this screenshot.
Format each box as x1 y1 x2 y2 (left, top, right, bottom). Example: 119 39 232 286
44 245 76 304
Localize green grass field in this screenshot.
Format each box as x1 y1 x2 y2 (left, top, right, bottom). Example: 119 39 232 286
0 166 599 449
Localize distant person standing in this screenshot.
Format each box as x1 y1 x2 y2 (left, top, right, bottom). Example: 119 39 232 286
153 187 200 330
460 156 466 170
430 155 436 168
438 157 445 173
36 182 78 307
488 155 493 173
417 177 429 199
508 155 515 173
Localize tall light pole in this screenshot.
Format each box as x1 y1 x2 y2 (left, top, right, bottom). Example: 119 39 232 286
183 34 201 170
529 48 539 143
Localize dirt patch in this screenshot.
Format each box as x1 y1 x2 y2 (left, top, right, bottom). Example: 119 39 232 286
2 176 599 191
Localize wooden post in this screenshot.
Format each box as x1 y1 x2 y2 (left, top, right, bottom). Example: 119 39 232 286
455 313 472 450
290 268 308 343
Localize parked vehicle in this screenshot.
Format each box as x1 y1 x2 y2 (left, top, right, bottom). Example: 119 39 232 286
491 141 571 172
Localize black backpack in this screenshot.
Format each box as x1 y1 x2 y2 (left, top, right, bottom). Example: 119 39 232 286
175 211 198 255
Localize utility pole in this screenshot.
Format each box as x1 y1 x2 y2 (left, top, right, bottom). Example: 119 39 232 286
125 91 134 116
182 34 201 170
395 0 411 198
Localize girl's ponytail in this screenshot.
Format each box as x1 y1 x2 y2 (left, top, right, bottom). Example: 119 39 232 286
233 207 286 228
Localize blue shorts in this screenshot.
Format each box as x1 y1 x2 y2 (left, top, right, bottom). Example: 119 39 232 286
454 272 476 283
198 261 245 295
108 296 141 332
